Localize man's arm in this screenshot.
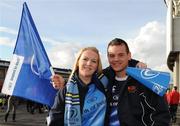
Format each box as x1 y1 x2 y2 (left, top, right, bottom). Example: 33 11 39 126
103 59 147 79
129 59 147 68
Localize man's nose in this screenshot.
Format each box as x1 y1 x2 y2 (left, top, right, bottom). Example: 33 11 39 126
114 56 119 61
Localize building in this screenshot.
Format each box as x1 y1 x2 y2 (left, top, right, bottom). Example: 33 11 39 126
0 60 9 92
166 0 180 91
0 59 71 92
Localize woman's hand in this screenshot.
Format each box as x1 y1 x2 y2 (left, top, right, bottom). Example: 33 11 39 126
51 74 65 89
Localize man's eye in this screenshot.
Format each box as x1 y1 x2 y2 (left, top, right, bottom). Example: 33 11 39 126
109 54 114 58
119 53 124 56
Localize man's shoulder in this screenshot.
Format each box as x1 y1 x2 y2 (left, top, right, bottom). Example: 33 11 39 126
103 66 111 73
103 66 115 79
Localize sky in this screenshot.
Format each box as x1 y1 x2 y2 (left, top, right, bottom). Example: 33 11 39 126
0 0 170 73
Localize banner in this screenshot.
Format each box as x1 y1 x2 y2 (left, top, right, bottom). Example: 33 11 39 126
126 67 170 96
1 2 57 107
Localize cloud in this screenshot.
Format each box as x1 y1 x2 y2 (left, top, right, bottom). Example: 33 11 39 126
0 21 170 73
99 52 109 68
47 43 109 69
0 37 15 47
44 21 170 72
41 37 83 68
42 37 63 46
0 2 16 9
0 27 17 47
0 27 17 35
47 42 83 69
128 21 169 72
42 37 109 69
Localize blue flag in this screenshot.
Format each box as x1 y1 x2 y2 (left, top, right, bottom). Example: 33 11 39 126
126 67 170 96
1 2 57 107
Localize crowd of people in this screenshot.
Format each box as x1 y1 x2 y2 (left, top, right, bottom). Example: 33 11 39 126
0 95 48 123
0 93 7 110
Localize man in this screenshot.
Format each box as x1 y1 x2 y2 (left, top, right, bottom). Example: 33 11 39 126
169 86 180 123
103 38 170 126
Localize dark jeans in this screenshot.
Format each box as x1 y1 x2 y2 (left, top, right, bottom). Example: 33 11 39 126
169 104 178 122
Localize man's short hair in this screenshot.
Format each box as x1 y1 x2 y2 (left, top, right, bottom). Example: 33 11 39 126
174 86 177 90
107 38 130 53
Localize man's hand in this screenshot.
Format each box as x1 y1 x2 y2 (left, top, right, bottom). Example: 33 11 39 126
136 62 147 69
51 74 65 89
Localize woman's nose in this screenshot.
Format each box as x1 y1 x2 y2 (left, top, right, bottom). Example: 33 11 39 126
86 60 92 65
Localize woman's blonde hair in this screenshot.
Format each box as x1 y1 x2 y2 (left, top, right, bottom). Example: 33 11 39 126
69 47 102 79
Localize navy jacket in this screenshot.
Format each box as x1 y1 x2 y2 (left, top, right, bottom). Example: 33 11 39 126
103 66 170 126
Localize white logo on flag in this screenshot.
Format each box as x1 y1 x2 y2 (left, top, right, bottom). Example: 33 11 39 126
30 54 40 76
140 69 160 79
1 54 24 95
152 82 165 95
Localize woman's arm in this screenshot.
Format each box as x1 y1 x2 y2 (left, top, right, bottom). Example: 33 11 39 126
48 89 65 126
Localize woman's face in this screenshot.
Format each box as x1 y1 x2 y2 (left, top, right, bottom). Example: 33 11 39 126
78 50 99 78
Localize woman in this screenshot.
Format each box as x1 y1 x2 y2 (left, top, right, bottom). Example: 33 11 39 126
48 47 108 126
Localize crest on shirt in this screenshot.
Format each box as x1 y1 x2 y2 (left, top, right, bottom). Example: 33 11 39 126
127 85 137 93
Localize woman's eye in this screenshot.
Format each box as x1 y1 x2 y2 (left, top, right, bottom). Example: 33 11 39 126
92 60 97 63
83 58 88 61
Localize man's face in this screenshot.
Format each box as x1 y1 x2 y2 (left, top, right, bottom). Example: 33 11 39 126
108 44 131 73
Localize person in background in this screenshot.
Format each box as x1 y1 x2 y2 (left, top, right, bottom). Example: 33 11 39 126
48 47 108 126
0 93 6 110
4 95 19 122
169 86 180 123
26 99 34 113
31 102 43 114
165 88 171 105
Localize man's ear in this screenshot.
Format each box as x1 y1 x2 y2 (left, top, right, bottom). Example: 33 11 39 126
128 52 131 60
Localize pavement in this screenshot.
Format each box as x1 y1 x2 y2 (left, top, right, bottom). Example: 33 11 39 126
0 104 180 126
0 104 48 126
